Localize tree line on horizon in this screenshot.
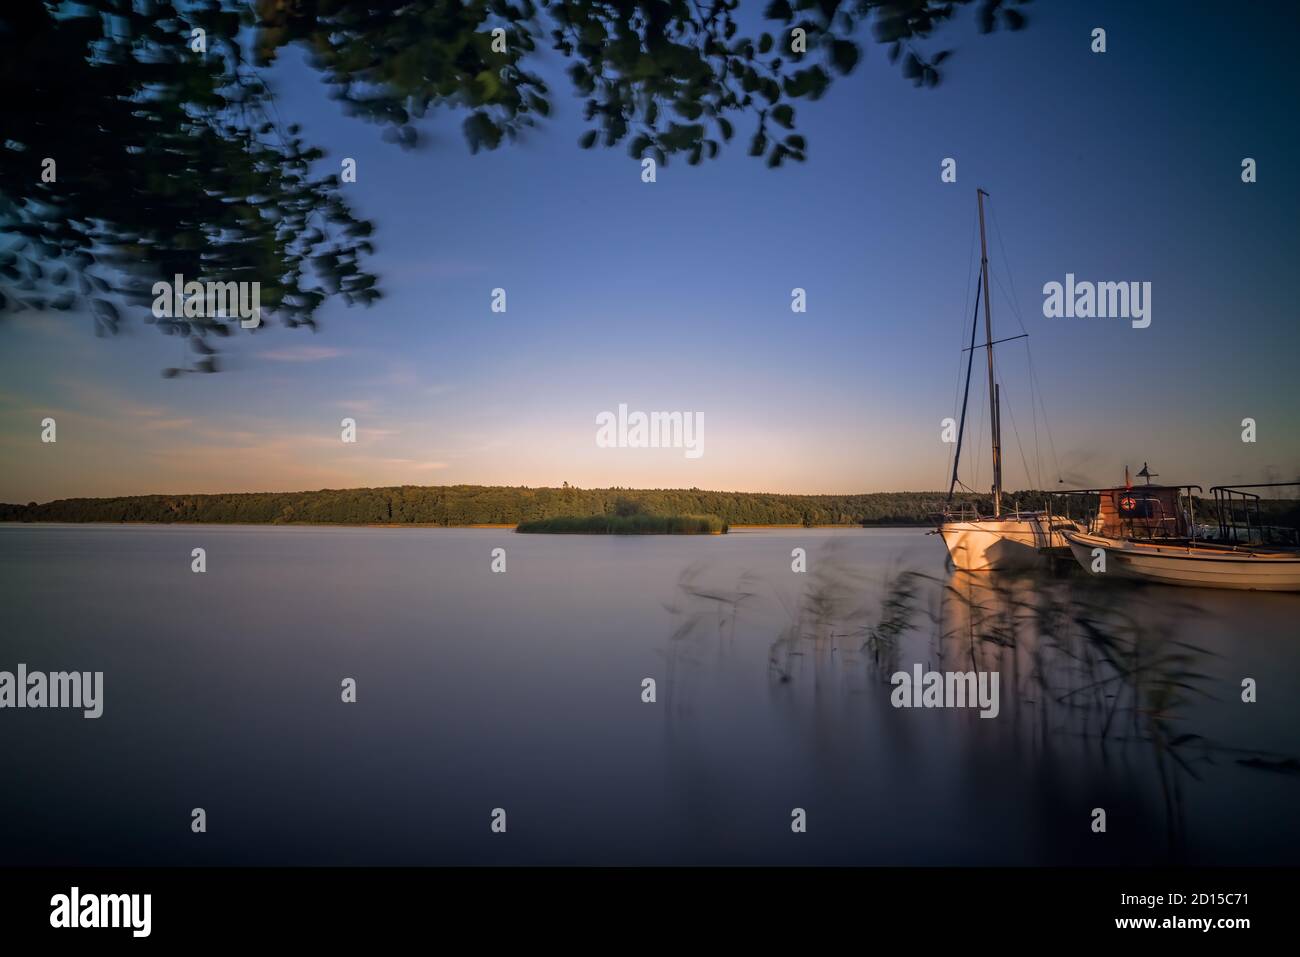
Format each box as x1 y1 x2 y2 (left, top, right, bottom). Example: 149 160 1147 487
0 485 993 527
9 484 1297 530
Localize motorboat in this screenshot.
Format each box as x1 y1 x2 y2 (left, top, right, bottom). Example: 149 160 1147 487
1061 473 1300 591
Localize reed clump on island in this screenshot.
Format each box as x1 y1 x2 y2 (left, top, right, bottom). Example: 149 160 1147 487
516 513 727 535
516 495 727 534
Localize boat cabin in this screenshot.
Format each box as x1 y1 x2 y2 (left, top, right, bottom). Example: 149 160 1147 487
1094 485 1190 539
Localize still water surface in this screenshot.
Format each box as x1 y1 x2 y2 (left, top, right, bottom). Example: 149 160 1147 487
1 524 1297 865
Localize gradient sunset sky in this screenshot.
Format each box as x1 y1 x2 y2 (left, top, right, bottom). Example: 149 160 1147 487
2 1 1297 503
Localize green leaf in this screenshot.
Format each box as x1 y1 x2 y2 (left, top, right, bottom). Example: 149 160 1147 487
830 40 859 75
763 0 793 21
475 69 501 99
463 112 503 152
674 99 703 120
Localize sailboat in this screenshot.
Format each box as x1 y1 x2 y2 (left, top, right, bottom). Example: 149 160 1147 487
938 189 1078 571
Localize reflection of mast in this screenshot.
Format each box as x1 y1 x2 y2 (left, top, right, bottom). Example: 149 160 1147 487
977 188 1002 517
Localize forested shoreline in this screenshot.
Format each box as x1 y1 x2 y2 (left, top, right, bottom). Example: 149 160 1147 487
0 485 984 528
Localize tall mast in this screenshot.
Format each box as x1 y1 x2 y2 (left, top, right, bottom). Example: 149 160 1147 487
976 188 1002 517
946 271 981 502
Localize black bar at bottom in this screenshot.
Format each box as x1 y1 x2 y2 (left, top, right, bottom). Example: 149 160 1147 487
0 866 1286 943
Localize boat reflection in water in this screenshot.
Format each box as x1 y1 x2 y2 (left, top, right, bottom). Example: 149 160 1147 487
662 538 1300 863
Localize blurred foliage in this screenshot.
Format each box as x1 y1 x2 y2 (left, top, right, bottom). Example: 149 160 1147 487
253 0 1031 168
1 0 1027 367
0 0 380 373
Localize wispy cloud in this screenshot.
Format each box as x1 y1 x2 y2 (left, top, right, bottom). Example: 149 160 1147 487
334 397 380 414
385 258 488 281
258 346 346 362
361 456 446 470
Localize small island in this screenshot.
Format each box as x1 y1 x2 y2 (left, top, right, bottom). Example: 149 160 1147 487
517 512 726 535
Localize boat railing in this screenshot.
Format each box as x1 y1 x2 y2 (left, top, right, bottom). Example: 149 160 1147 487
939 496 1053 526
1121 498 1181 540
1210 483 1300 547
1048 485 1203 543
939 502 985 523
1048 489 1106 538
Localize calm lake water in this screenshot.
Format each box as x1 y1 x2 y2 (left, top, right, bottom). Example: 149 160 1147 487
1 524 1298 865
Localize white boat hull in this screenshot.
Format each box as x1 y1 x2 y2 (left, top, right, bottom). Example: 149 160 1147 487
1065 531 1300 591
940 515 1069 571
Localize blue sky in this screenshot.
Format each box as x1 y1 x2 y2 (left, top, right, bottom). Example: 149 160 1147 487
2 0 1297 501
